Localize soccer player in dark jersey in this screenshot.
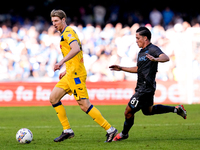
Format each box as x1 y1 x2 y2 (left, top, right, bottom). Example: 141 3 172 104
109 27 187 141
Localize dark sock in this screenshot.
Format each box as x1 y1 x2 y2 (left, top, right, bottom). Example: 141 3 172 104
122 117 134 135
152 104 175 115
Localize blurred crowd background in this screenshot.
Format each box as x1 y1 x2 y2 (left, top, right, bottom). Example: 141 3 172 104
1 0 200 82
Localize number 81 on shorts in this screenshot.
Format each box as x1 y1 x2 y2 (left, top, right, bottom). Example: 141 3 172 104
130 97 139 108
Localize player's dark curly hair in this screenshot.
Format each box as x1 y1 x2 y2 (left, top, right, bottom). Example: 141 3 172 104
136 27 151 41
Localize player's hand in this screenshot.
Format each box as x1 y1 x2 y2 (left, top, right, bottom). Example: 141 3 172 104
109 65 122 71
54 61 63 72
146 53 157 62
59 71 66 80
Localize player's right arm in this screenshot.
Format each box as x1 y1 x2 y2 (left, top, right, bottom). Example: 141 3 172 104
54 41 80 72
109 65 138 73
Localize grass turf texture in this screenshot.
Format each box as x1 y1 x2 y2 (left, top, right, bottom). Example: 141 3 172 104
0 104 200 150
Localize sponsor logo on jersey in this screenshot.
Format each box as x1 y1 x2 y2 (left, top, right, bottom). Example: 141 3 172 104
68 34 75 40
138 56 147 61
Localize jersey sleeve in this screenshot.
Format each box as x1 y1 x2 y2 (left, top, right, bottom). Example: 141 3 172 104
150 46 163 58
64 29 77 45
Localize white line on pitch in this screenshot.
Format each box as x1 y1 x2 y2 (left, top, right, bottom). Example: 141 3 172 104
0 123 200 129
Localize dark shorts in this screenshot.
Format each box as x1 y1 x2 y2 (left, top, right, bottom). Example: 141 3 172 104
128 92 154 113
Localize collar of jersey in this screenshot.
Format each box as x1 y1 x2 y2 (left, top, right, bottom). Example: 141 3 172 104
61 26 68 34
142 43 152 50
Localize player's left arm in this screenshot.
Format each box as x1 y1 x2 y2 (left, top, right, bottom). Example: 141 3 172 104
146 53 169 63
54 41 80 71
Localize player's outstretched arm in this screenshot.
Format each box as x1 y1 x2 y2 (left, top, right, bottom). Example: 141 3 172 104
109 65 138 73
146 53 169 62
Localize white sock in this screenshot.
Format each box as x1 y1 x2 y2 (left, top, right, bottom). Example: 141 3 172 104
64 128 73 133
174 108 177 113
106 126 115 134
119 132 123 137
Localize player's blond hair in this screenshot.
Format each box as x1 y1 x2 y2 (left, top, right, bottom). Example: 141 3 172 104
50 9 67 20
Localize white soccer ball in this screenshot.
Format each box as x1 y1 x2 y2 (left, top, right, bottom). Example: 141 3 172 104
16 128 33 144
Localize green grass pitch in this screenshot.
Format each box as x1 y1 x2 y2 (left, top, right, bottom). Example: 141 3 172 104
0 104 200 150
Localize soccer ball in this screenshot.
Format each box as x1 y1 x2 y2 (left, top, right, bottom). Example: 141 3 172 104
16 128 33 144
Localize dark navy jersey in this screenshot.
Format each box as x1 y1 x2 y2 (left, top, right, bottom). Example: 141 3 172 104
135 43 163 93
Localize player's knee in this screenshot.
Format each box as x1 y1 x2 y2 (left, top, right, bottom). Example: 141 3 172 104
125 113 133 119
77 99 91 112
142 106 154 116
79 105 88 112
78 101 90 112
142 111 151 116
124 110 134 119
124 105 132 118
142 109 152 116
49 93 59 105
